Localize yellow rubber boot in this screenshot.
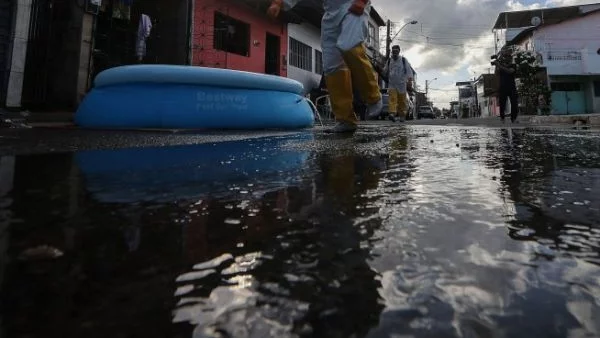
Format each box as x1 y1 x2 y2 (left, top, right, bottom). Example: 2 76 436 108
325 68 358 131
388 88 398 115
342 43 382 118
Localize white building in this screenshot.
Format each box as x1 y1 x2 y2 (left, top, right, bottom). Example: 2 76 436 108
456 81 478 118
493 4 600 114
286 1 386 95
287 21 322 95
474 74 499 117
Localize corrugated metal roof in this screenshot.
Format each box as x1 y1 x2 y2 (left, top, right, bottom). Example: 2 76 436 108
506 6 600 45
492 3 600 30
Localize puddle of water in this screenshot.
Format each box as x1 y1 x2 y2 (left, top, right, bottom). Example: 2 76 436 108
0 127 599 338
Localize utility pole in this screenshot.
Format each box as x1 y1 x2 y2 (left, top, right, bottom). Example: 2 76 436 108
425 78 437 105
385 20 391 87
472 77 478 118
386 20 391 60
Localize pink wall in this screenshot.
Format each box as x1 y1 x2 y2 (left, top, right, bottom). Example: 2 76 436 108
193 0 288 76
534 11 600 51
533 11 600 75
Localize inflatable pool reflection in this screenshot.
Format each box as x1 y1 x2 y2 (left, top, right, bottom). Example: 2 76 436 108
76 134 313 203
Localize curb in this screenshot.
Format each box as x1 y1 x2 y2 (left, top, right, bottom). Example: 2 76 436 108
29 123 76 128
527 114 600 126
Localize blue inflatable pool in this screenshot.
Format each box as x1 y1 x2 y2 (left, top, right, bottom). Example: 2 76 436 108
75 65 315 130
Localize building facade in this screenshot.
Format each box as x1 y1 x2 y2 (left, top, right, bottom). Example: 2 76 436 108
2 0 387 111
3 0 96 111
1 0 191 111
287 22 321 95
474 74 499 117
493 4 600 115
192 0 288 76
514 12 600 114
456 81 478 118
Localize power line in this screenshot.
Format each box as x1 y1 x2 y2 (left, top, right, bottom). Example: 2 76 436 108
391 21 493 28
396 38 495 48
402 30 495 39
428 88 459 92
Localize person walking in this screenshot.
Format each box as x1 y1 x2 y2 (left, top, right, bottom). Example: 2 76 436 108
494 46 519 123
267 0 383 133
383 45 414 122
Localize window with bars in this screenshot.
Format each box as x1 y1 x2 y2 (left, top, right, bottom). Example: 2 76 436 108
213 11 250 57
315 50 323 74
547 51 582 61
289 38 312 71
367 23 376 48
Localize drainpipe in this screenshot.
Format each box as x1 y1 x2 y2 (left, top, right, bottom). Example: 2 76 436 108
187 0 194 65
85 5 99 92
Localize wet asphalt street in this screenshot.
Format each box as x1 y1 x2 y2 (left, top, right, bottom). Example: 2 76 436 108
0 121 599 338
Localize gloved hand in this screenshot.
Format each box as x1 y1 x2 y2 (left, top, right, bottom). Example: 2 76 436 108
267 0 283 19
349 0 368 15
407 80 414 93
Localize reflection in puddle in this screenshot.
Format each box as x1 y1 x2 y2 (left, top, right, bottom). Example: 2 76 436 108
0 127 599 337
76 134 313 203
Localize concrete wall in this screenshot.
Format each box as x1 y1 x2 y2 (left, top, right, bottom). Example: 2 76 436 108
287 22 321 94
582 47 600 75
193 0 288 76
5 0 31 108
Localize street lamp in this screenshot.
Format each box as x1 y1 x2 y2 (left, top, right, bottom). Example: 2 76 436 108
390 20 418 44
386 20 418 59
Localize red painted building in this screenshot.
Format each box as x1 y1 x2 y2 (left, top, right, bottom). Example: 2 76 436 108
192 0 289 76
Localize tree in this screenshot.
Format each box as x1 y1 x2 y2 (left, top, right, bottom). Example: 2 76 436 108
512 49 552 115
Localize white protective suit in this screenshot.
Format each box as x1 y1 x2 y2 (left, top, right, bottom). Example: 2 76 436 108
271 0 382 131
383 56 414 93
283 0 369 74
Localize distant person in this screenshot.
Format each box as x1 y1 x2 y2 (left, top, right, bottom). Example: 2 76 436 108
383 45 414 122
493 45 519 123
268 0 383 133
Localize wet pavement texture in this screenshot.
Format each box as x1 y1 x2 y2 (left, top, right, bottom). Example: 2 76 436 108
1 125 599 338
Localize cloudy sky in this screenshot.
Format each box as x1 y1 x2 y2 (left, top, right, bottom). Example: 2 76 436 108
374 0 599 108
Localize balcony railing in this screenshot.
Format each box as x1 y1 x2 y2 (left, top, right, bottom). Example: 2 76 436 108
539 49 588 75
546 50 582 61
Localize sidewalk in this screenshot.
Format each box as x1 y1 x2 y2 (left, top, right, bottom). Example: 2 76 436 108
1 110 74 128
525 113 600 126
3 110 600 129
